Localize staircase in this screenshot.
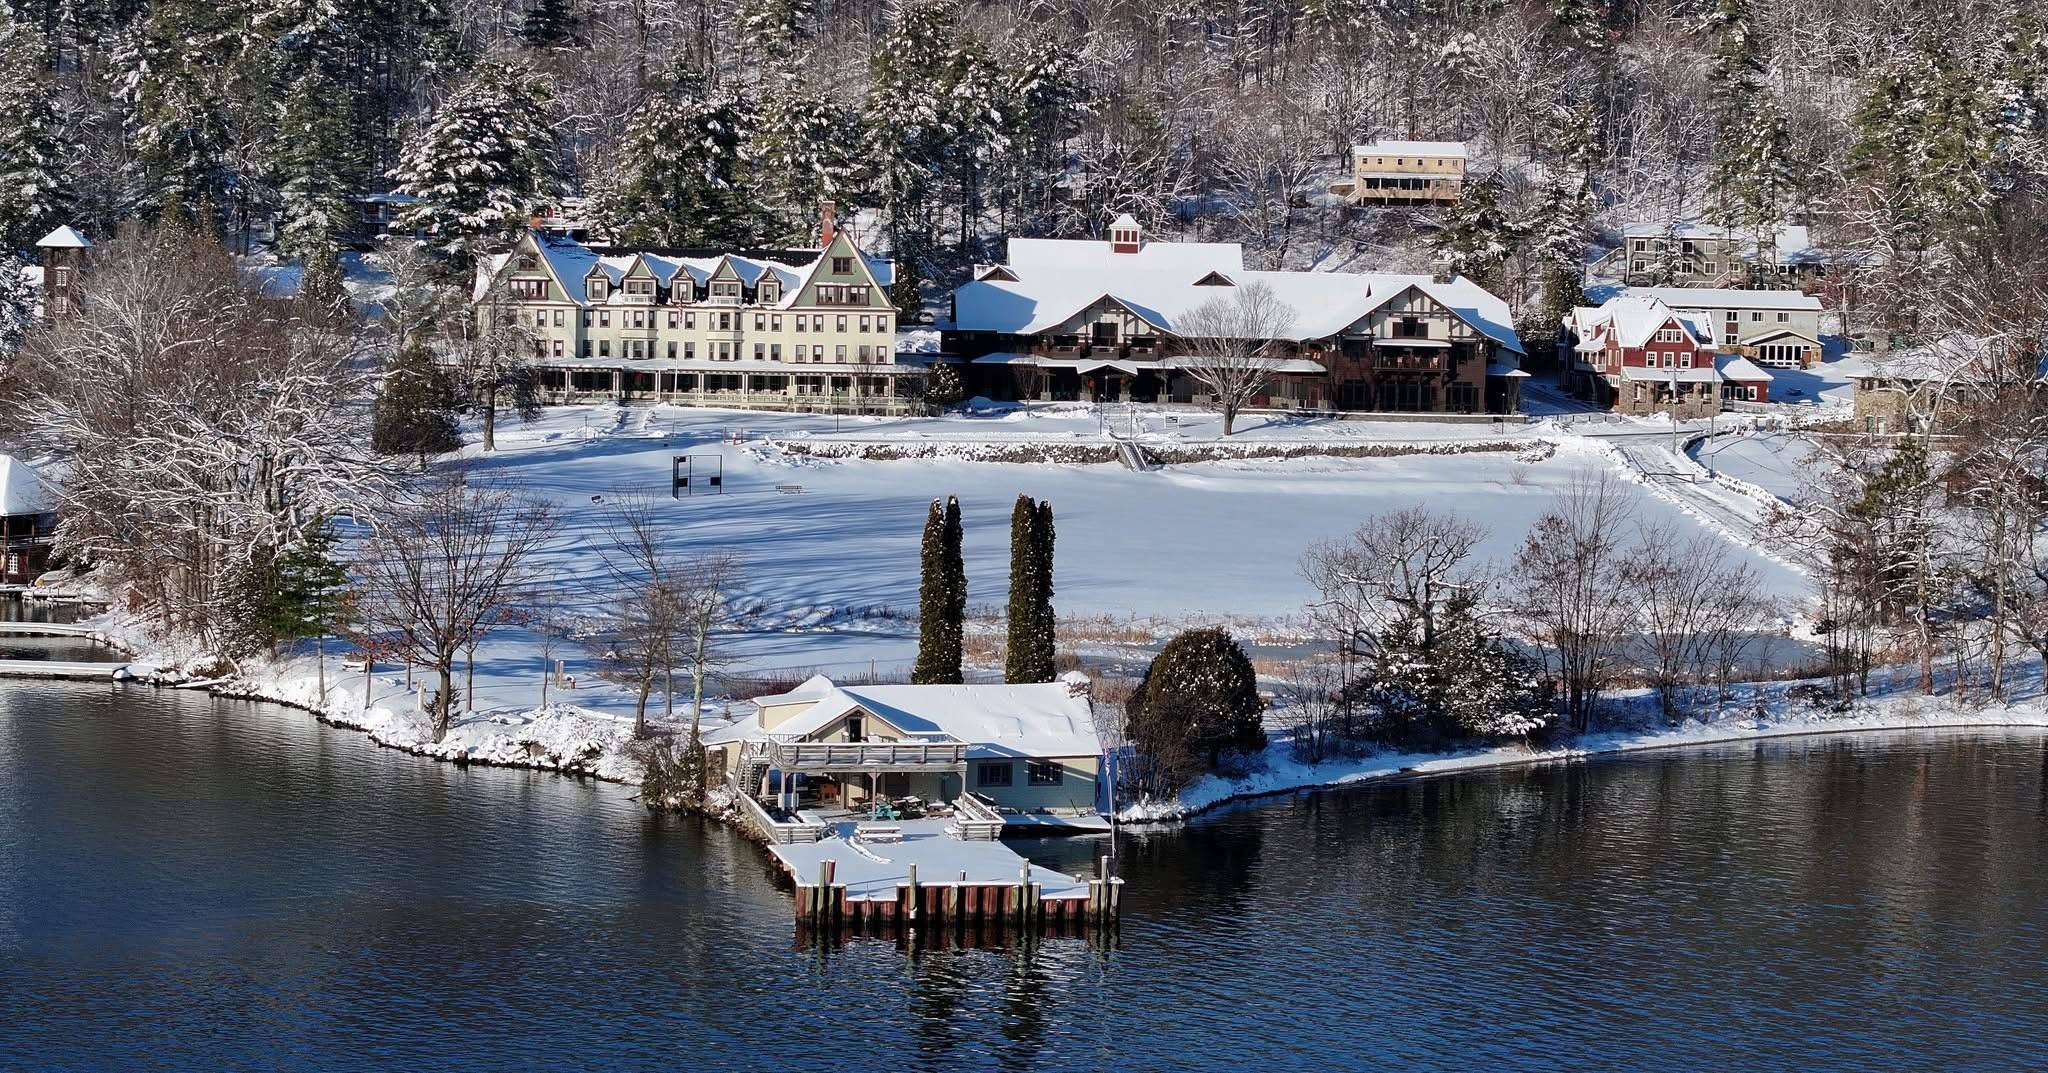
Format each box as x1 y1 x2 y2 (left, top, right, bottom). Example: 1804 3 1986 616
1114 441 1155 472
733 741 771 796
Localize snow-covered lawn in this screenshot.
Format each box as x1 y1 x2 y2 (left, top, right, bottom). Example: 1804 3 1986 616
442 404 1809 694
1691 430 1822 502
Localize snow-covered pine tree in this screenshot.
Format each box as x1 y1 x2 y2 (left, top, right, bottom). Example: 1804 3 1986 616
0 255 35 352
372 339 462 466
393 60 555 262
865 0 965 273
270 69 364 263
115 0 246 218
1432 174 1517 293
748 71 862 245
0 18 71 252
595 77 763 249
921 361 962 410
739 0 815 62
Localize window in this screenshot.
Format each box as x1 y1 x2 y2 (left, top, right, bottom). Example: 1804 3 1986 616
582 310 593 328
599 311 611 328
511 278 547 299
753 343 765 359
1776 311 1790 323
533 310 545 327
878 317 891 334
770 344 781 360
667 341 677 359
832 256 852 274
554 310 565 327
580 340 591 358
859 315 871 333
858 345 870 361
587 277 606 299
684 342 696 358
1027 761 1063 786
551 340 564 358
761 283 779 302
1680 352 1692 369
772 315 783 331
1750 311 1764 322
625 279 653 295
668 311 679 328
598 340 610 358
717 313 732 331
630 310 645 329
836 315 848 333
976 762 1012 788
835 344 847 362
754 314 765 331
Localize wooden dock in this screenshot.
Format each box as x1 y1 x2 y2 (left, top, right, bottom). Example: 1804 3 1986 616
0 622 104 638
761 818 1122 937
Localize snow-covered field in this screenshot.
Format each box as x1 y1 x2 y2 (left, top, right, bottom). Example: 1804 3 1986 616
71 400 1900 820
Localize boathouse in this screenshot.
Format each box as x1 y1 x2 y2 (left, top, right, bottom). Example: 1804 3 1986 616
0 455 56 585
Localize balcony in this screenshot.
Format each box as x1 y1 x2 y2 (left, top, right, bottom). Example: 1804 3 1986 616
760 738 969 772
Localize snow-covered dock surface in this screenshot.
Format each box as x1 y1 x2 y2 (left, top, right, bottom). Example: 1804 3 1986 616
0 658 124 679
766 820 1090 900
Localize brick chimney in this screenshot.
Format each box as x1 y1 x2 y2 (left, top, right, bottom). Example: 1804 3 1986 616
820 199 838 246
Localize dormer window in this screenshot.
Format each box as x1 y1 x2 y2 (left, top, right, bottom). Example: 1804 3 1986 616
760 281 780 302
1111 226 1139 247
587 276 607 299
624 279 653 296
1193 271 1235 287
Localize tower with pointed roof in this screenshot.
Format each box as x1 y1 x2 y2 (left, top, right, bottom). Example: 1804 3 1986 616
34 225 92 324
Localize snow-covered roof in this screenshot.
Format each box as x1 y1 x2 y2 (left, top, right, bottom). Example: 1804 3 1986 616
1564 295 1713 351
1627 286 1822 312
1354 140 1467 158
494 230 890 308
35 225 91 250
751 677 1101 759
954 237 1523 354
1108 212 1140 231
1716 354 1775 382
0 455 55 515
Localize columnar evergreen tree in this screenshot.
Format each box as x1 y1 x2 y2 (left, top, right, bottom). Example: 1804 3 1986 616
393 60 555 261
1005 495 1056 682
0 19 71 252
372 340 462 465
912 495 965 684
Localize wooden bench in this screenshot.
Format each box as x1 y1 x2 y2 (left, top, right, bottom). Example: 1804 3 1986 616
855 824 902 844
776 484 805 495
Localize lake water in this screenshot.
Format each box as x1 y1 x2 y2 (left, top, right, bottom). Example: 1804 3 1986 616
3 683 2045 1070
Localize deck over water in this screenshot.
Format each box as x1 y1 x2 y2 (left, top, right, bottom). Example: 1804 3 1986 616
766 819 1088 900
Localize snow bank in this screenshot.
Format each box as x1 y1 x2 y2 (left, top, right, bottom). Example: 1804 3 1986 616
1121 686 2048 822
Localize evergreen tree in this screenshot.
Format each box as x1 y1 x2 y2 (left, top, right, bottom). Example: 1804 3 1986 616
0 255 34 352
271 68 363 262
393 60 555 261
1432 174 1516 293
297 241 350 325
749 71 862 245
912 496 965 684
0 18 71 252
1127 627 1265 772
594 77 763 248
1703 0 1797 262
115 0 247 216
1004 495 1056 683
1356 593 1554 745
1030 498 1056 677
372 340 463 465
520 0 577 49
865 0 966 282
921 362 963 410
740 0 814 61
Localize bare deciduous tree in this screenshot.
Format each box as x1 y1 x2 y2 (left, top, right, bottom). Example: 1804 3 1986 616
1510 473 1634 732
1171 281 1298 436
1619 525 1768 722
355 474 554 740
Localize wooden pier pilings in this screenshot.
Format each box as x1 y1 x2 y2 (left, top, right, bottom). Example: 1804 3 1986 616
793 856 1123 940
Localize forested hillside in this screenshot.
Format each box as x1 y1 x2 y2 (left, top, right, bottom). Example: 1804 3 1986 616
0 0 2044 334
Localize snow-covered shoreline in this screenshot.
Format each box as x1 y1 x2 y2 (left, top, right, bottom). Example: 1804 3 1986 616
1121 694 2048 823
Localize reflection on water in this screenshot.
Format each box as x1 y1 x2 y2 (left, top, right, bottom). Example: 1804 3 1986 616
1 683 2044 1070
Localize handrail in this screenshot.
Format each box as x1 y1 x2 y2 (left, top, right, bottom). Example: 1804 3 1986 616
763 739 969 768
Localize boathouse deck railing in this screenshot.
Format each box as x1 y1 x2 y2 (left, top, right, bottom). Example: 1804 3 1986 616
737 789 829 844
763 739 969 771
950 792 1007 840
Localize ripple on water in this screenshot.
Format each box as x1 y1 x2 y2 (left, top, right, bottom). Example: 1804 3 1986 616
2 686 2046 1070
